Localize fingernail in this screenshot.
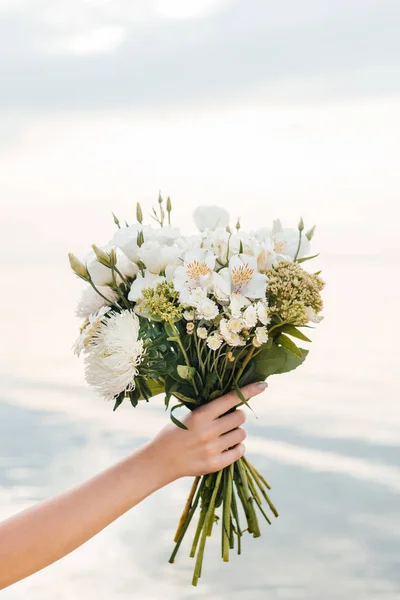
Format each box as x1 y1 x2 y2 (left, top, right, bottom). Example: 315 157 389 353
256 381 268 389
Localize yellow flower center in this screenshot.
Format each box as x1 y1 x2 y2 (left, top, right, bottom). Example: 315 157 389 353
231 264 254 291
186 260 211 281
274 239 286 253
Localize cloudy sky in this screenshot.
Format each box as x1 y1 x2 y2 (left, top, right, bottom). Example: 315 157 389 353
1 0 399 262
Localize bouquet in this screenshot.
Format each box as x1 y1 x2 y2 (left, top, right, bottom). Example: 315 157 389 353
69 197 324 586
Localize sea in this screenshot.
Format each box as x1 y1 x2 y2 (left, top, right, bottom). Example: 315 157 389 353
0 253 399 599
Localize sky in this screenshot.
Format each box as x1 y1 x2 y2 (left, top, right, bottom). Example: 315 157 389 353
1 0 400 263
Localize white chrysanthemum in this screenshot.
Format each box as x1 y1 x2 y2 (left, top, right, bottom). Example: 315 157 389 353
243 305 257 328
227 317 243 333
84 310 145 401
76 286 119 319
255 326 269 345
197 326 208 339
73 306 111 357
207 333 223 350
256 301 271 326
197 298 219 320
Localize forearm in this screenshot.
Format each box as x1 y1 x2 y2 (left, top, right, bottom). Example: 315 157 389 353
0 442 171 591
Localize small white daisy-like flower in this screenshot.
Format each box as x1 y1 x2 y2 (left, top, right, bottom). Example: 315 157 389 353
84 310 145 401
243 304 257 328
220 318 245 346
207 333 223 350
255 326 269 345
252 337 262 348
227 317 243 333
183 309 195 321
197 298 219 320
197 326 208 339
186 322 195 334
256 301 271 326
188 287 207 306
73 306 111 357
76 286 118 320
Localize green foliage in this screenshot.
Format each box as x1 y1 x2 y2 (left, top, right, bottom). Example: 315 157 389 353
279 324 311 342
276 333 302 358
170 403 188 430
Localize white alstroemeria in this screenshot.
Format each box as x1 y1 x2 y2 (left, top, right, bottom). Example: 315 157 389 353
271 219 311 260
173 248 216 303
202 228 252 265
193 206 230 232
216 255 268 302
305 306 324 323
243 305 258 328
188 287 208 307
76 285 119 319
85 247 138 286
207 333 223 351
73 306 111 357
84 310 145 401
197 298 219 321
197 326 208 339
229 292 250 317
255 326 269 345
227 317 244 333
128 272 165 302
256 301 271 326
138 240 182 275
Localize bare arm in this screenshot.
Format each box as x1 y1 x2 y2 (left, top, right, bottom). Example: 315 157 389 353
0 382 266 590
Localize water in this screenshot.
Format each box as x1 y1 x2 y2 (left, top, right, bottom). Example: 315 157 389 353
0 254 399 599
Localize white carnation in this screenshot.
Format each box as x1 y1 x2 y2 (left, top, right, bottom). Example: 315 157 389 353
84 310 145 401
197 298 219 320
76 286 118 319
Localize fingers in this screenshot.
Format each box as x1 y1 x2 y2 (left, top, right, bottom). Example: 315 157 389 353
215 409 246 435
205 382 268 420
218 427 246 452
216 443 246 470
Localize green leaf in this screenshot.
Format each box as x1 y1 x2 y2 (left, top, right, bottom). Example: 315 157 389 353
276 333 302 358
164 322 177 338
170 403 188 430
177 365 197 380
172 391 198 405
296 253 320 263
252 343 288 380
234 384 257 417
209 389 223 400
113 393 124 412
279 324 311 343
274 346 308 374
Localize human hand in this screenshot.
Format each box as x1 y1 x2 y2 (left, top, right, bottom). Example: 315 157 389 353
148 382 268 482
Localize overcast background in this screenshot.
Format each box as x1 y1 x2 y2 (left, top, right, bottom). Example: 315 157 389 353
1 2 400 599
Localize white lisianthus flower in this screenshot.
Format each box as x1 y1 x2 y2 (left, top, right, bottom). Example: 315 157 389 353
197 298 219 321
128 272 165 302
255 326 269 345
227 317 244 333
76 285 119 319
243 304 258 328
173 248 216 303
154 226 181 244
84 310 145 401
256 301 271 326
271 219 311 260
85 247 138 286
109 224 146 262
73 306 111 357
207 333 223 350
215 255 268 301
193 206 230 232
197 326 208 339
305 306 324 323
138 241 182 275
183 309 195 321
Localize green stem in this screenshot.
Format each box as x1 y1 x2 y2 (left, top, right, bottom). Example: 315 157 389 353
233 345 256 386
88 279 116 305
169 477 205 564
294 228 302 262
222 464 233 562
230 485 242 555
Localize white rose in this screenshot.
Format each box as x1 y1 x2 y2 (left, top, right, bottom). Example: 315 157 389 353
193 205 230 232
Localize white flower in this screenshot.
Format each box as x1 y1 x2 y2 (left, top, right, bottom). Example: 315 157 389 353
76 285 119 319
215 255 268 300
183 309 195 321
173 248 216 302
243 304 258 328
219 318 245 346
128 272 165 302
138 240 181 275
193 206 230 232
188 287 208 307
305 306 324 323
73 306 111 357
255 326 269 345
252 337 262 348
227 317 244 333
197 298 219 320
271 219 311 260
186 322 195 334
197 326 208 339
256 301 271 326
229 292 250 317
110 224 149 262
207 333 223 350
85 247 138 286
84 310 145 401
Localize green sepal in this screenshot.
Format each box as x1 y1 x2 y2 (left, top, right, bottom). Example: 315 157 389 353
113 393 125 411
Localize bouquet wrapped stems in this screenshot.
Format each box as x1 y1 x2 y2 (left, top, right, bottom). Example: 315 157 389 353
169 454 278 586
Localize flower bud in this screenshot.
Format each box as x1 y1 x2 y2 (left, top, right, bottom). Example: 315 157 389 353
158 192 163 205
112 212 121 228
109 248 117 267
136 202 143 224
92 244 111 267
235 218 241 231
166 196 172 213
298 217 304 232
68 253 90 281
305 225 316 240
186 322 195 334
227 351 235 362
